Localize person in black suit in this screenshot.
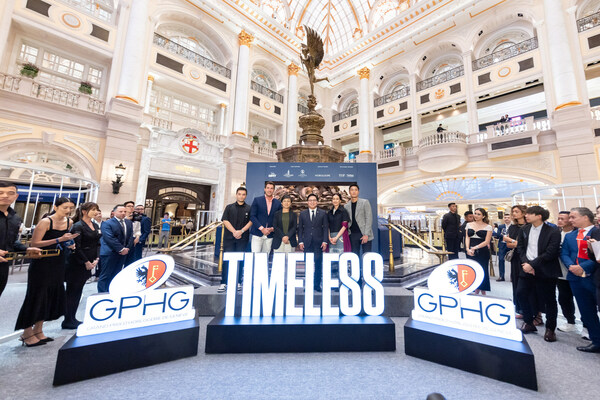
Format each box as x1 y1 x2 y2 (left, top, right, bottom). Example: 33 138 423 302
298 194 328 291
441 202 461 260
516 206 562 342
97 205 134 293
63 202 101 329
131 204 151 262
458 211 473 253
272 195 297 253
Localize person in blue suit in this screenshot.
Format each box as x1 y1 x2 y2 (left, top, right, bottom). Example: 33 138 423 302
560 207 600 353
249 181 282 253
298 194 329 291
493 214 511 281
98 205 134 293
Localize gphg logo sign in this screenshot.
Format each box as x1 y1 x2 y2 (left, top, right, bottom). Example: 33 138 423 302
77 255 195 337
412 259 522 342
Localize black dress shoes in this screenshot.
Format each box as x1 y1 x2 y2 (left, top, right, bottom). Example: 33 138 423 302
61 320 82 330
520 322 537 333
496 277 505 282
576 343 600 353
544 329 557 342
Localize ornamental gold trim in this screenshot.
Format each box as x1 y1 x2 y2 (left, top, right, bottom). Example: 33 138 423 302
357 67 370 79
238 30 254 47
288 63 300 76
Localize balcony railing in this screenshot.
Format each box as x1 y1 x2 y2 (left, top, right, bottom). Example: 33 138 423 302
332 106 359 123
250 81 284 104
0 73 105 114
153 33 231 78
416 66 464 92
419 131 467 148
374 86 410 107
470 116 551 142
58 0 114 23
298 103 309 114
472 37 539 71
578 11 600 32
250 142 277 158
378 147 404 160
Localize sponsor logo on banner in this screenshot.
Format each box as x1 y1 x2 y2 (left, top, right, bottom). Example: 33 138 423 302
283 170 293 177
412 259 522 341
77 255 195 337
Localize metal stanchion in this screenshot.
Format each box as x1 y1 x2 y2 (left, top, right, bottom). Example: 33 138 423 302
217 224 225 273
387 216 394 273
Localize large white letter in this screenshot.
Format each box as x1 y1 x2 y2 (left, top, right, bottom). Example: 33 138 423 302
224 252 244 317
241 253 254 317
286 252 305 316
304 253 320 316
362 253 385 316
339 252 362 316
252 253 286 317
322 253 340 316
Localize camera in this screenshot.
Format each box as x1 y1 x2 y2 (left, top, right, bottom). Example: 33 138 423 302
131 211 143 222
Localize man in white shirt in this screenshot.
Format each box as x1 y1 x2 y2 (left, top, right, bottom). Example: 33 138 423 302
516 206 562 342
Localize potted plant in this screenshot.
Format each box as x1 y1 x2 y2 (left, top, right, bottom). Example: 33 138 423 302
252 134 259 143
78 81 93 95
20 63 39 78
271 141 277 149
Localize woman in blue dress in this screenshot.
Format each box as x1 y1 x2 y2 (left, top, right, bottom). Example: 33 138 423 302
465 207 493 295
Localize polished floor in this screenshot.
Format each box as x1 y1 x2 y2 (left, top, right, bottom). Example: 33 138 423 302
1 257 599 399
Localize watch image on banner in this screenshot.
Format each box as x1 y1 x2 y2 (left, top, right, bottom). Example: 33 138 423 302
77 255 195 336
411 259 523 341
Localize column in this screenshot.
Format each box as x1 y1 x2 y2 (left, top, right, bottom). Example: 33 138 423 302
409 73 421 146
231 30 254 136
542 0 581 110
218 103 227 136
357 67 373 160
115 0 149 104
536 20 557 112
135 149 151 206
0 1 16 62
286 63 300 147
565 6 590 104
143 75 154 113
462 51 479 135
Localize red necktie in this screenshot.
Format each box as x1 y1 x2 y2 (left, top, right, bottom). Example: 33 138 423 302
577 228 589 261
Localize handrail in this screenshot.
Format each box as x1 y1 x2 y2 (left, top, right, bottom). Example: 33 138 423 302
251 80 284 103
418 131 467 148
388 223 452 262
416 65 464 92
472 37 538 71
161 221 222 252
577 11 600 32
374 86 410 107
153 33 231 78
332 106 359 122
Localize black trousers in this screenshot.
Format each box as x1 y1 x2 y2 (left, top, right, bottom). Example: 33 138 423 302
350 234 372 256
557 278 576 324
517 275 558 330
510 258 521 311
64 263 90 324
445 237 460 260
304 244 323 289
0 263 8 299
221 239 248 284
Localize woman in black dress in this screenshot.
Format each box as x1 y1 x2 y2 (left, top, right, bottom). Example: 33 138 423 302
465 208 493 295
15 197 78 346
504 205 527 317
63 202 101 329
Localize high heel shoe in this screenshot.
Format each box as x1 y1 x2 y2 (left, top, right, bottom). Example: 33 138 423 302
36 335 54 343
18 335 47 347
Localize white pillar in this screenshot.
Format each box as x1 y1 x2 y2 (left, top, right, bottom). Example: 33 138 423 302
542 0 581 110
565 6 590 105
409 73 421 146
115 0 149 104
536 20 557 112
143 75 154 113
0 1 16 62
135 148 151 206
462 51 479 135
231 30 254 136
286 63 300 147
218 103 227 136
357 67 372 157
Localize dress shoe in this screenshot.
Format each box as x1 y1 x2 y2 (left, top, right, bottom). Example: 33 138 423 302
496 277 505 282
576 343 600 353
61 320 81 330
520 322 537 333
544 329 557 342
19 335 47 347
533 316 544 326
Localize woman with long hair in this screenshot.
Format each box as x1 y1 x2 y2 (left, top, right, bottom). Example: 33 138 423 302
63 202 101 329
328 193 350 254
465 207 493 295
15 197 78 346
504 204 527 317
272 195 297 253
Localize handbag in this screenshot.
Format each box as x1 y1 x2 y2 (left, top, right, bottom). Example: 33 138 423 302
504 249 515 262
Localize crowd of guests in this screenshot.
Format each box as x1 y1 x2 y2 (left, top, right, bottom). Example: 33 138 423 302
0 180 153 347
218 181 373 293
443 202 600 353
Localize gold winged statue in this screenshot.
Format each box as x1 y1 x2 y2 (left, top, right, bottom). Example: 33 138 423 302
300 25 329 112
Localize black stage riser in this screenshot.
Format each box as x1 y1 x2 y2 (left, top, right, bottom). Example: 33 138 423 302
53 319 200 386
404 318 537 391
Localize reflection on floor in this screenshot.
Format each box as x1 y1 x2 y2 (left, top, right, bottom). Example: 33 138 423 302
167 246 440 288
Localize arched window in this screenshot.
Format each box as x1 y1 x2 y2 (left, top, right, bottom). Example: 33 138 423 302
387 81 407 94
169 36 216 61
492 41 516 53
371 0 410 30
252 68 276 90
345 98 359 111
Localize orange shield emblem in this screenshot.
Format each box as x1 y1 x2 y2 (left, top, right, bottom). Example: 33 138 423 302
146 260 167 288
457 264 476 292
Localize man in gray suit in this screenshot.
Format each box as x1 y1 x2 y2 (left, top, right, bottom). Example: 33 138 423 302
344 184 373 256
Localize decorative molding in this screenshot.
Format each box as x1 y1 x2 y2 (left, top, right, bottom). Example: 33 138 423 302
288 63 300 76
0 122 33 136
64 135 101 161
357 67 370 79
238 30 254 47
